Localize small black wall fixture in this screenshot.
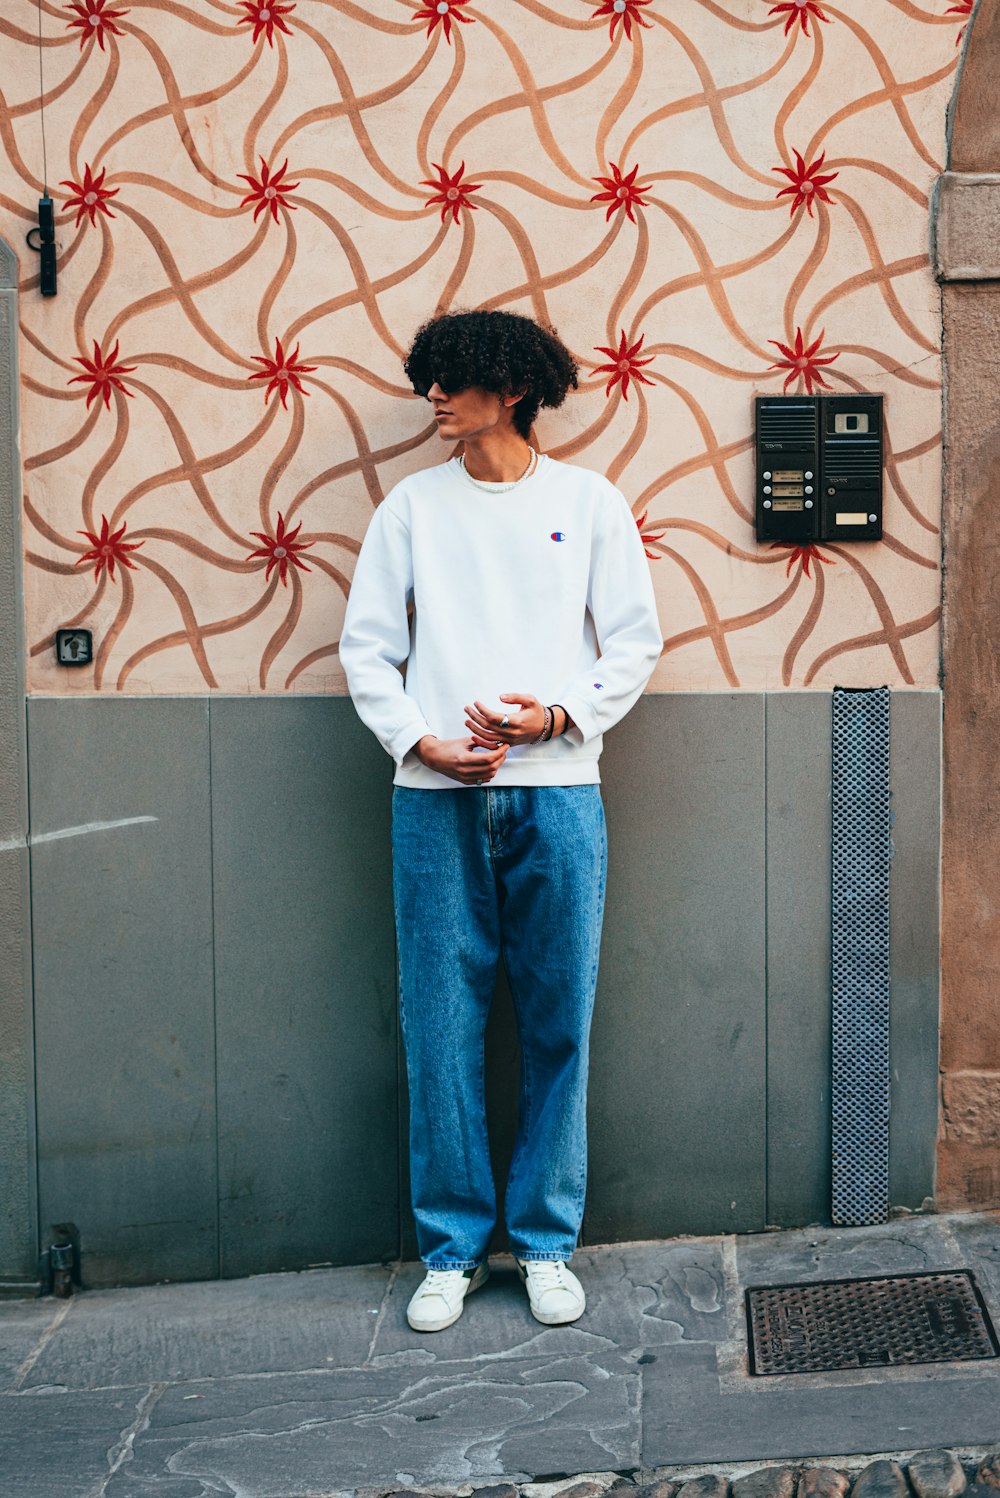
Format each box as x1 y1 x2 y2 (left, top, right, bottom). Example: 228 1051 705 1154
26 196 57 297
55 628 93 666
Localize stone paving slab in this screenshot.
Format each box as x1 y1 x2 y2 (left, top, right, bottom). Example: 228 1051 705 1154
0 1382 152 1498
15 1263 391 1389
732 1218 972 1289
101 1353 640 1497
0 1297 62 1388
369 1246 727 1369
943 1216 1000 1307
642 1343 1000 1466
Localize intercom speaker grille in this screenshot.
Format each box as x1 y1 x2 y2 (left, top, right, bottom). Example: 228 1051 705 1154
824 442 881 478
757 399 818 443
831 686 890 1227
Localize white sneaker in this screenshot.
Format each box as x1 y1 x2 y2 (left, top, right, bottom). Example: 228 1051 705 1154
515 1258 586 1325
406 1261 490 1332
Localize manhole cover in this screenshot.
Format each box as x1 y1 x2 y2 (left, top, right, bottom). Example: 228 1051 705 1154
746 1270 999 1376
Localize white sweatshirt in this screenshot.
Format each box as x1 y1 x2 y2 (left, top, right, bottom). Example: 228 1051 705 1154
339 453 662 789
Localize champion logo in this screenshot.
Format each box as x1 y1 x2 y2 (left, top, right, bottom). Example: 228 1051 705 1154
594 682 605 690
550 531 566 542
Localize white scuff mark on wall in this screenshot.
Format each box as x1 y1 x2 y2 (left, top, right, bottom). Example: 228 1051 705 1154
0 816 158 853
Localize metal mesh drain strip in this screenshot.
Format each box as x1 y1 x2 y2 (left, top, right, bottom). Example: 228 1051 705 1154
747 1271 999 1376
831 686 890 1226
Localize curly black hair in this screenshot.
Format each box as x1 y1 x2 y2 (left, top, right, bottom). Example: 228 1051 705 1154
403 309 579 438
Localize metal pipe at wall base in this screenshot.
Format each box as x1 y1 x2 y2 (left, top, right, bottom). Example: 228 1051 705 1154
42 1224 81 1299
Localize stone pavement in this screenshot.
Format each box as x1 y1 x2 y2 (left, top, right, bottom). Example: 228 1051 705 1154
2 1212 1000 1498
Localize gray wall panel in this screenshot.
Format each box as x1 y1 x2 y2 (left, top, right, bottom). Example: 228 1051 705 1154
586 694 768 1241
889 690 942 1208
28 698 217 1286
765 693 832 1228
211 698 398 1276
20 689 942 1284
766 690 942 1226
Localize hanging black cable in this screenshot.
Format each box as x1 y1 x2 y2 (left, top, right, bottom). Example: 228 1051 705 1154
25 0 56 296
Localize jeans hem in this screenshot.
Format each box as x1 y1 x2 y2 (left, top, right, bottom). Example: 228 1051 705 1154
511 1249 575 1263
423 1257 484 1271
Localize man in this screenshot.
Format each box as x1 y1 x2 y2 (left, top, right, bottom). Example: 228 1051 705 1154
340 309 661 1332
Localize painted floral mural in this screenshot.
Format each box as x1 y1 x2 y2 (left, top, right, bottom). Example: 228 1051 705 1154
0 0 960 692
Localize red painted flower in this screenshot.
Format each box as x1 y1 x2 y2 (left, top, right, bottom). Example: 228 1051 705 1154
247 512 314 586
768 0 830 37
237 0 294 45
60 163 119 229
76 515 143 582
421 162 481 224
771 542 834 578
238 158 299 224
249 337 316 408
946 0 974 43
773 149 838 216
412 1 474 45
68 340 136 409
591 0 653 42
768 327 839 394
590 161 651 223
66 0 129 50
593 331 656 400
636 509 665 560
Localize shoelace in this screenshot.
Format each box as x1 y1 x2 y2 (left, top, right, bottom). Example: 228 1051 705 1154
422 1268 467 1292
523 1260 570 1292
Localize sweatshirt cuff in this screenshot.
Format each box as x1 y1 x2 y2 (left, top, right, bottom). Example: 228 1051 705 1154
558 692 601 745
387 714 433 766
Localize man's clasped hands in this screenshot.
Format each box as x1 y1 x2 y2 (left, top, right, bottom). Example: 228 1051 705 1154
415 692 564 785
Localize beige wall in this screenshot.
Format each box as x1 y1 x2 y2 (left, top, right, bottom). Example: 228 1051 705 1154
1 0 959 695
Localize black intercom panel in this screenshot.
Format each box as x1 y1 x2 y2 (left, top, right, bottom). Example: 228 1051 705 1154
754 394 883 543
755 397 820 544
820 394 883 542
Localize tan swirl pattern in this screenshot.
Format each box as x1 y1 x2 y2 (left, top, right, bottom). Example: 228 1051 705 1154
0 0 959 693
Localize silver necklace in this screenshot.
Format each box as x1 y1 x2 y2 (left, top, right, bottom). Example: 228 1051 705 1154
459 447 538 493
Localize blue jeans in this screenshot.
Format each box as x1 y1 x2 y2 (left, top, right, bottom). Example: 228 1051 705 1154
391 784 607 1269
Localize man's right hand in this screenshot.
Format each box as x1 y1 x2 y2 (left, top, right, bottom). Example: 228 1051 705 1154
414 735 508 785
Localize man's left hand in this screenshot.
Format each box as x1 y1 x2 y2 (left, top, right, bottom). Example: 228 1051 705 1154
464 693 545 747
